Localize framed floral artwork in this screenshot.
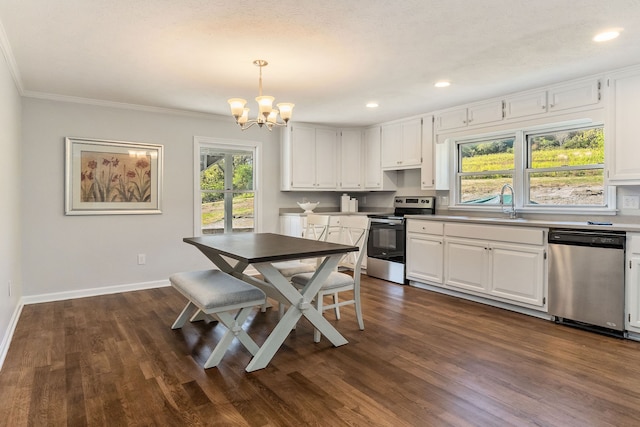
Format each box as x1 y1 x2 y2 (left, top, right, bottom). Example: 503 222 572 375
65 137 163 215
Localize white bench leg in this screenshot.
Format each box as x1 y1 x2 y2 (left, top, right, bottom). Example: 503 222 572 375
172 301 196 329
204 307 259 369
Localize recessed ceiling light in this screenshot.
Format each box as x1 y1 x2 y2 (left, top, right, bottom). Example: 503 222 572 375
366 102 379 108
435 81 451 88
593 28 623 42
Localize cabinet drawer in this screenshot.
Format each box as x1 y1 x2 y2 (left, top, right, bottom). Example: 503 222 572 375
407 220 444 235
444 222 544 245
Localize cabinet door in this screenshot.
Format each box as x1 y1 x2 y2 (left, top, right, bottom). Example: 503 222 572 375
314 128 338 189
339 129 363 190
548 80 600 112
290 125 317 189
381 122 403 168
608 70 640 182
364 127 382 188
504 91 547 119
435 108 468 131
489 242 546 307
421 116 434 189
444 237 489 292
401 118 423 166
627 255 640 332
406 232 444 284
467 101 503 126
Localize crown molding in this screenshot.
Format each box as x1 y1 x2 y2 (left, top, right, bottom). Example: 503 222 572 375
0 16 24 95
22 89 233 120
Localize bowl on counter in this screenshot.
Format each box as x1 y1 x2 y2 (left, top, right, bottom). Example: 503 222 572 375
297 202 319 213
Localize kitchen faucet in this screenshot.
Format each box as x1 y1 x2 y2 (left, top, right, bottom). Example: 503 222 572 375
500 183 517 219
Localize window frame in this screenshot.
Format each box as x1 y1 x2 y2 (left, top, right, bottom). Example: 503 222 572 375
193 136 262 236
450 120 615 215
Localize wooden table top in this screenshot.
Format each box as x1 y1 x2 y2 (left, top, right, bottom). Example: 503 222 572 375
184 233 358 264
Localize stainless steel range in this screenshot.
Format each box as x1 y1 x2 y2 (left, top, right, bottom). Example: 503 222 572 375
367 196 435 284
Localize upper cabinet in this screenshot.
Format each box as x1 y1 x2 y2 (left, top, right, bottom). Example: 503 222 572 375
504 80 600 120
364 126 397 191
339 129 363 190
436 78 602 133
607 67 640 184
435 101 503 131
420 115 435 189
281 124 338 191
381 117 423 170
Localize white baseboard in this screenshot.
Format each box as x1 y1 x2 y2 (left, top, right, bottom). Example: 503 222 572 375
0 301 24 371
20 279 171 305
0 279 170 371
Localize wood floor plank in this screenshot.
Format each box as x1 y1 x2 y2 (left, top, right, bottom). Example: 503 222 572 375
3 276 640 426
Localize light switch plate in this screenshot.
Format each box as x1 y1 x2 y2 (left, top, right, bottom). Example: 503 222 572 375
622 195 640 209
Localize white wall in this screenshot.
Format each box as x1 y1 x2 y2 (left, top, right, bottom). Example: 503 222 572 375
0 42 22 361
20 98 290 297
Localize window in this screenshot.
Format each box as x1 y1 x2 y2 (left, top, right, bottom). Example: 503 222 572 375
198 144 256 234
525 126 604 206
453 122 608 211
457 136 515 204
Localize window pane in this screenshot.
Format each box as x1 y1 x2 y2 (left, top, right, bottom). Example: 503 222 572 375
529 128 604 168
460 174 513 204
200 154 225 191
528 170 604 205
201 192 255 234
460 138 515 173
232 192 254 232
232 154 254 191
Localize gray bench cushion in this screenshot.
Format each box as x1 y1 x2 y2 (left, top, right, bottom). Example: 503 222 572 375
170 270 265 310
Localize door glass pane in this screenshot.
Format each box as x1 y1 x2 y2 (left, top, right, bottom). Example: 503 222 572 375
200 146 255 234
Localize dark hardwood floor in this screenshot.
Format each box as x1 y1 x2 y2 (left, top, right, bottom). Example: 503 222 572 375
2 275 640 426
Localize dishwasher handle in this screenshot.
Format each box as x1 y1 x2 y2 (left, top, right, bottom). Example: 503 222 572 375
548 229 625 249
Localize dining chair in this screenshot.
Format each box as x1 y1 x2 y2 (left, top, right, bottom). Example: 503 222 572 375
271 213 331 278
269 213 331 316
290 215 370 342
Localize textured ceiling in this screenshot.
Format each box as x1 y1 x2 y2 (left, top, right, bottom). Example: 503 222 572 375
1 0 639 127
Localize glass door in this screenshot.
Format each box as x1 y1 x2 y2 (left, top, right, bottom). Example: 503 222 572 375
200 146 255 234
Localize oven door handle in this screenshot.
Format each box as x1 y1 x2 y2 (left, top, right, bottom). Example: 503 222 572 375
370 219 404 226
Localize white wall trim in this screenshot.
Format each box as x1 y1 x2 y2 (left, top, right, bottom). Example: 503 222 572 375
0 301 24 371
0 15 24 95
22 90 233 121
20 279 170 305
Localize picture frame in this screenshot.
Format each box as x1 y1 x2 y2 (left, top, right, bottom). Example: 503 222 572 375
65 137 163 215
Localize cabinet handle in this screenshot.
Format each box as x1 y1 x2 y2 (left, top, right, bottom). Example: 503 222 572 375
468 118 473 123
549 104 555 108
541 105 545 109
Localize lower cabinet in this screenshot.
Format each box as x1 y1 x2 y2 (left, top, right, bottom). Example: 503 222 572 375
406 220 444 284
407 220 547 311
626 233 640 333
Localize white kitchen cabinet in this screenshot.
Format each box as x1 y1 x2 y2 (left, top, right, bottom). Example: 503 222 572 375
339 129 363 190
443 223 547 309
363 126 397 190
406 220 444 284
504 90 548 119
281 124 338 190
279 215 305 237
548 79 600 112
435 101 503 131
607 68 640 184
626 233 640 333
381 117 422 170
420 115 435 190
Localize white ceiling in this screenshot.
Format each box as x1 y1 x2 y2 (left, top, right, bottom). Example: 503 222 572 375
1 0 640 127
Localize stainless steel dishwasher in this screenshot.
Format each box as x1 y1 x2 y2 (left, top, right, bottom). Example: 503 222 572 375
548 229 626 336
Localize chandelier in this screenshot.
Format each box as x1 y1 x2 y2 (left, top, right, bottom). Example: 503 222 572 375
227 59 294 131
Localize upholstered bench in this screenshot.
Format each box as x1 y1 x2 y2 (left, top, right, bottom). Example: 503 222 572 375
170 269 266 369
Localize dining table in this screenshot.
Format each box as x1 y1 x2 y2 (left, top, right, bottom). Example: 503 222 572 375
183 232 358 372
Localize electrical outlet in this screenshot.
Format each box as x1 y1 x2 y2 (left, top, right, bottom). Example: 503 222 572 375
622 195 640 210
137 253 146 265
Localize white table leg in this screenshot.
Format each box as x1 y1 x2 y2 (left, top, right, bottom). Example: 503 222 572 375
246 255 348 372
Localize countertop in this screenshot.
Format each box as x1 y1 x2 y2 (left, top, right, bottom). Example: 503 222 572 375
405 214 640 232
279 208 391 216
